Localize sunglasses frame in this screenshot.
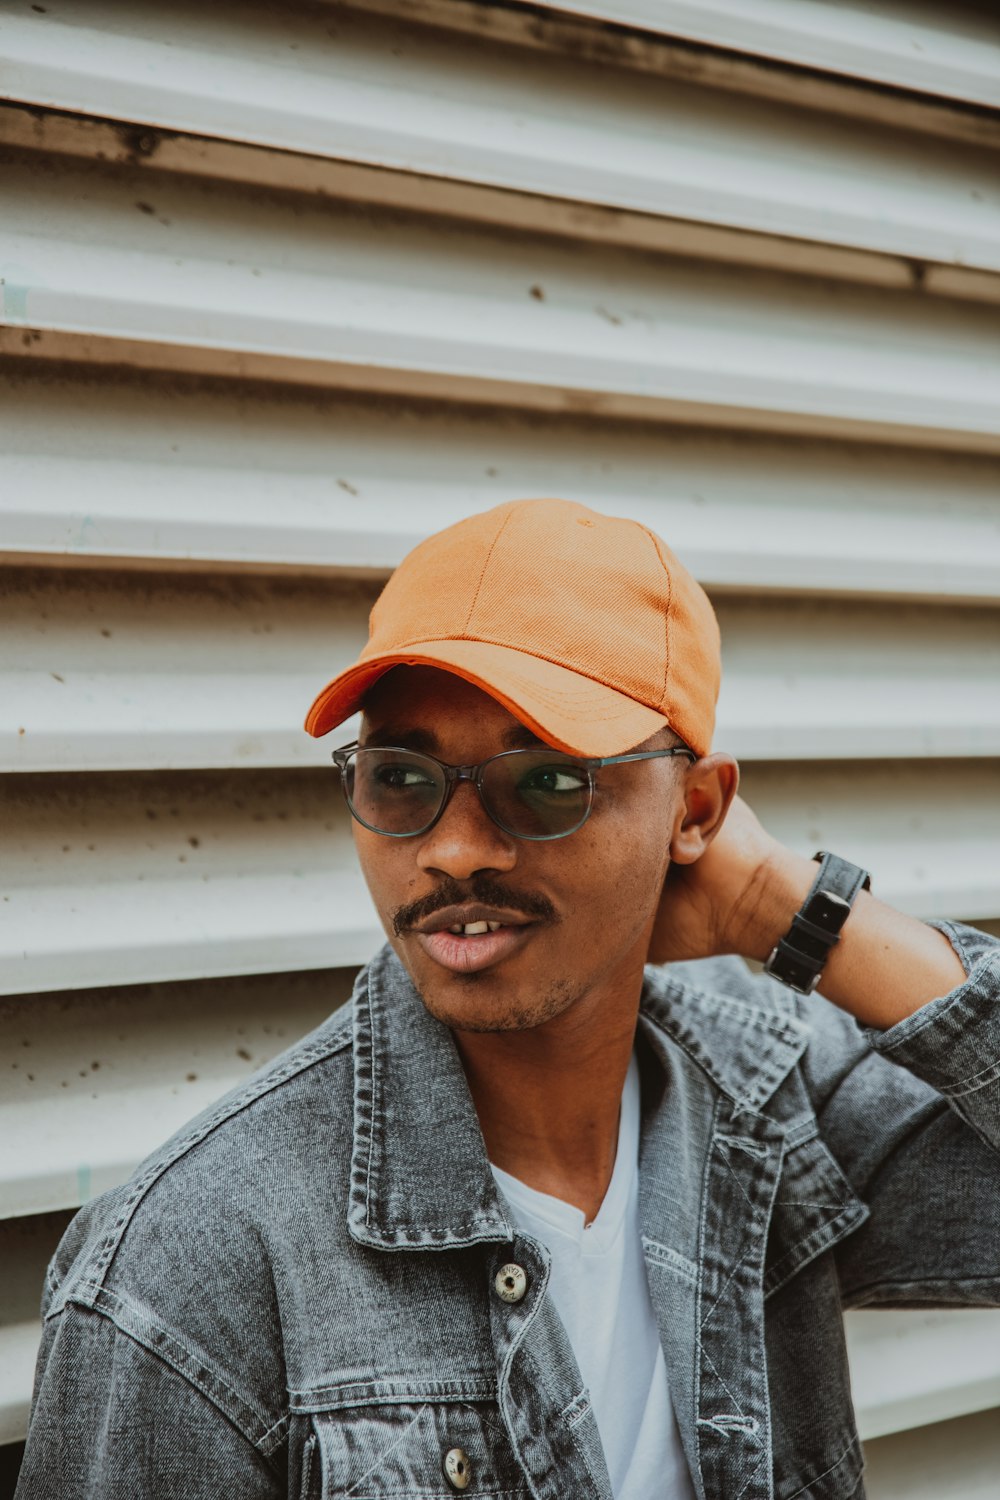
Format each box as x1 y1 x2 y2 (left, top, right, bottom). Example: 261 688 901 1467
331 740 697 841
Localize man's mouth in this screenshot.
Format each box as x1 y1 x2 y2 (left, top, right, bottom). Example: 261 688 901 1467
408 902 546 974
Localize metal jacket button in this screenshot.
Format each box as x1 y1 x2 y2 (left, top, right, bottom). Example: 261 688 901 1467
495 1262 528 1303
444 1446 472 1490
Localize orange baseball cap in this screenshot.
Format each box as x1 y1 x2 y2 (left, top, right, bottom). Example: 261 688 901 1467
304 498 720 758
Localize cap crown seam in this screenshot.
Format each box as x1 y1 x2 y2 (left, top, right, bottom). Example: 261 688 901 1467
639 525 673 712
461 507 516 635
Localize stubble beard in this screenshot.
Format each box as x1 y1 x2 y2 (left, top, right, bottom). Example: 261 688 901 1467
415 971 585 1034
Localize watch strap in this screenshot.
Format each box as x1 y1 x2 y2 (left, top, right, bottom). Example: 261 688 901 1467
764 851 871 994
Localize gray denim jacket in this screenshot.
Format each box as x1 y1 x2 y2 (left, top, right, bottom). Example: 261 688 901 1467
16 921 1000 1500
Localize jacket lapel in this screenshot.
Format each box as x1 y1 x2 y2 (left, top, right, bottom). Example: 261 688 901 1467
637 961 810 1500
346 943 513 1251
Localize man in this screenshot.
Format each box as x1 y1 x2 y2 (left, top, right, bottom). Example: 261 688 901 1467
16 498 1000 1499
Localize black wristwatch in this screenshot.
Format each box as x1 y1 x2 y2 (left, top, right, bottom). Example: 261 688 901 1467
763 851 871 995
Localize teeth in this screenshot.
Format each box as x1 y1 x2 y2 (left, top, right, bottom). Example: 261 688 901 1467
486 921 502 932
463 920 490 935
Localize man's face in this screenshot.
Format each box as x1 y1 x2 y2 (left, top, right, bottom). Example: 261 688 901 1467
350 666 687 1035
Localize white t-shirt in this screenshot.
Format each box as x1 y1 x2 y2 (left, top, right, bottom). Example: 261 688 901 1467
490 1053 696 1500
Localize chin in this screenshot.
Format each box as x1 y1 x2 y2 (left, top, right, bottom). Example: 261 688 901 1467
415 967 580 1035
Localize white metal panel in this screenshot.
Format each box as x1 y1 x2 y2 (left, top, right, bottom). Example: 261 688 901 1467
0 968 353 1219
0 770 376 995
6 104 997 308
715 597 1000 761
3 764 998 998
845 1308 1000 1441
2 150 1000 450
2 0 999 1479
735 762 1000 921
2 369 999 599
0 569 371 772
862 1405 1000 1500
525 1 1000 107
1 3 998 279
5 570 1000 771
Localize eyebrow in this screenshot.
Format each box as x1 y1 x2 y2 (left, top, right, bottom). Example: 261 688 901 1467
360 723 551 753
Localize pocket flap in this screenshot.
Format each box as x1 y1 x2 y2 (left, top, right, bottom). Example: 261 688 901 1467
765 1128 869 1300
314 1400 528 1499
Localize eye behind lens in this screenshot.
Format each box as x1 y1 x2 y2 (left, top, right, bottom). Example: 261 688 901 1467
484 751 592 837
351 748 445 834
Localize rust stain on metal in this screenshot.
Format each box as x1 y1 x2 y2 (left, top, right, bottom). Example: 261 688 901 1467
907 259 928 291
115 124 164 163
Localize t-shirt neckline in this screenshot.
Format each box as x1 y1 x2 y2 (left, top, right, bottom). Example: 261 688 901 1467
490 1051 640 1254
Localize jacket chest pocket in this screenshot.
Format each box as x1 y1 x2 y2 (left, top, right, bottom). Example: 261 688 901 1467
308 1400 531 1499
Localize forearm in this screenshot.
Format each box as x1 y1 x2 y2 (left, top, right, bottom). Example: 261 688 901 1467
738 845 967 1030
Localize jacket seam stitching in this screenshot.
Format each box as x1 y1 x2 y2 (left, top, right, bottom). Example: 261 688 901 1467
80 1019 354 1293
783 1429 862 1500
935 1055 1000 1097
763 1201 869 1300
288 1379 497 1410
844 1274 1000 1305
57 1292 285 1469
693 1093 722 1488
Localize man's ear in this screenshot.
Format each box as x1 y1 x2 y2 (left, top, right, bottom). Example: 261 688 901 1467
669 753 740 865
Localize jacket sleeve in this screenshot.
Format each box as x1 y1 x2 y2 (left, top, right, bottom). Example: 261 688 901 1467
801 920 1000 1307
15 1301 284 1500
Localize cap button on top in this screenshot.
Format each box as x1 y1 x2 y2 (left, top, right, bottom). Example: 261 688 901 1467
495 1262 528 1303
444 1447 472 1490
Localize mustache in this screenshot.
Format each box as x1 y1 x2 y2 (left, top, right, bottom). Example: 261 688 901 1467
392 876 558 936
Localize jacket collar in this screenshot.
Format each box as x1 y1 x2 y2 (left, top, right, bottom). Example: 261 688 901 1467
347 944 809 1251
347 943 515 1251
638 956 810 1114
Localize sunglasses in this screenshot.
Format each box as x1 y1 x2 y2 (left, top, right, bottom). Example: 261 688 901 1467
332 741 696 841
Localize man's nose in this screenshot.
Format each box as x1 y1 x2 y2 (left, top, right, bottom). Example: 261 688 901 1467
415 778 518 879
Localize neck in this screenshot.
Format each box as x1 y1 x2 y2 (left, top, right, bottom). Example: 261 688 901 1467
453 978 641 1225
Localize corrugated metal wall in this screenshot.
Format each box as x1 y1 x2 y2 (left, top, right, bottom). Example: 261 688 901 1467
2 1 999 1492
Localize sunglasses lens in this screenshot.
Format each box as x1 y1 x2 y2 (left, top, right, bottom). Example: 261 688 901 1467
483 752 592 837
346 750 445 834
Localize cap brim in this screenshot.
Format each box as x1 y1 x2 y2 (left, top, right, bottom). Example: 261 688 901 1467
304 639 672 757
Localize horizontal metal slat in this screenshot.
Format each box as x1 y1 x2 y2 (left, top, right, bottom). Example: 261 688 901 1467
525 1 1000 109
845 1308 1000 1441
2 2 999 286
2 369 999 599
862 1404 1000 1498
2 148 1000 450
0 968 353 1219
1 569 371 772
738 761 1000 921
714 596 1000 761
1 770 368 996
3 764 998 997
5 569 1000 771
